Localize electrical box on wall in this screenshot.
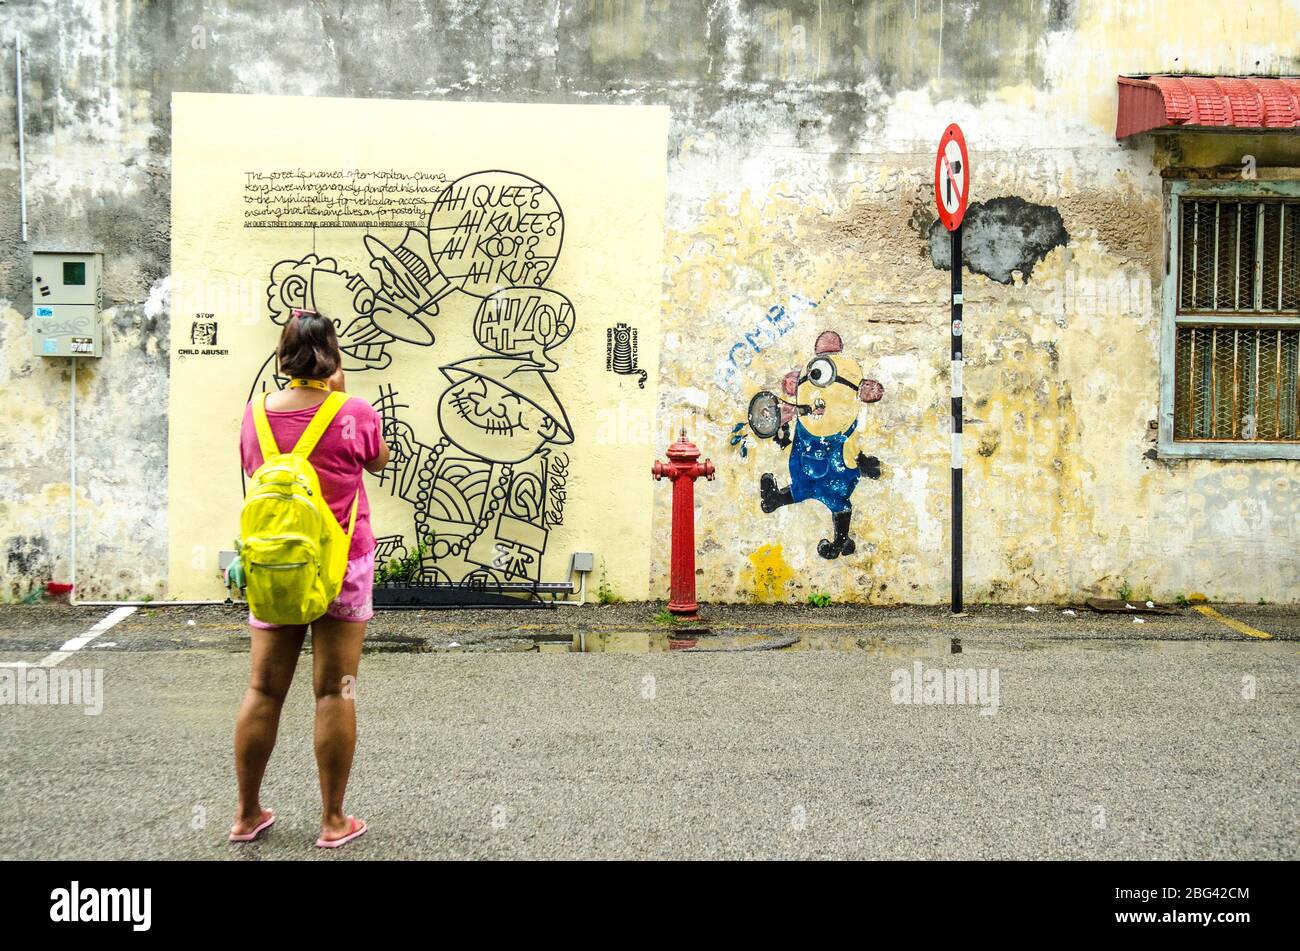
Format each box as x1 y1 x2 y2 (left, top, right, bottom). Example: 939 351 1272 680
31 251 104 358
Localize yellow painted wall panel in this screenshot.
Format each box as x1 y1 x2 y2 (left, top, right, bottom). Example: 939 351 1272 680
168 93 668 600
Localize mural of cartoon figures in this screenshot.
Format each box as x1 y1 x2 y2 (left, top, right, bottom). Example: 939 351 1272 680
375 302 574 587
248 170 575 591
252 170 565 402
362 228 453 345
747 331 885 560
251 244 450 397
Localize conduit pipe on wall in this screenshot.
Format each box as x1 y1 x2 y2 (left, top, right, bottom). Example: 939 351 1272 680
70 358 76 596
19 46 185 609
549 569 587 607
16 36 28 243
74 599 243 606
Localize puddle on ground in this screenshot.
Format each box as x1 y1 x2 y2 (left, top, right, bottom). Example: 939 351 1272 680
559 631 1242 656
573 629 777 653
574 630 944 655
578 630 688 652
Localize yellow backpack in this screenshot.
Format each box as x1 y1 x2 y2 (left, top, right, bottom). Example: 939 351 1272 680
240 391 359 626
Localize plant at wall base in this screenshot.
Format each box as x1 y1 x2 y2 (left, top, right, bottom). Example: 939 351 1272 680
596 562 623 605
1118 583 1133 602
1174 594 1190 607
807 592 832 608
728 421 751 459
376 536 431 585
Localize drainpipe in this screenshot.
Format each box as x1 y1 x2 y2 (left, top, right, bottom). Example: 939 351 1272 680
70 358 76 597
16 35 27 243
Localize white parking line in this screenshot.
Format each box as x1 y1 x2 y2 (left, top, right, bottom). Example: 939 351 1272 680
0 606 137 669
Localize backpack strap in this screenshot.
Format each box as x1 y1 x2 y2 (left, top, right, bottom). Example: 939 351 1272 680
292 391 349 459
342 489 360 540
294 392 362 546
252 393 281 461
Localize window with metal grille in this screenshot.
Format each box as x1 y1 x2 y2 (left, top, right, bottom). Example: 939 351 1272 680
1170 195 1300 446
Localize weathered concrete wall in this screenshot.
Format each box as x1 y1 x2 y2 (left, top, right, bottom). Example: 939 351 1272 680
0 1 1297 601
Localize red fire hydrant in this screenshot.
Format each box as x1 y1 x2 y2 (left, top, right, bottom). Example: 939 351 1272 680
652 429 715 619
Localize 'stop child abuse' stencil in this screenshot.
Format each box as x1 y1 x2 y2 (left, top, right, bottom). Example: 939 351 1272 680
249 170 577 592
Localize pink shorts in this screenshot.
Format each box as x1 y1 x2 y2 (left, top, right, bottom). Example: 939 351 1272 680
248 550 376 630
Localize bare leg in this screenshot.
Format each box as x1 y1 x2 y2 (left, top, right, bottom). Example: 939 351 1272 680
233 624 307 834
310 615 367 841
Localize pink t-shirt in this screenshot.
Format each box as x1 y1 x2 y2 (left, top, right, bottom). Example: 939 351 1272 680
240 396 382 559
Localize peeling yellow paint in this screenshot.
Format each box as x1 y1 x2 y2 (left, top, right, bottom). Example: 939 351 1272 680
653 144 1298 605
1006 0 1300 134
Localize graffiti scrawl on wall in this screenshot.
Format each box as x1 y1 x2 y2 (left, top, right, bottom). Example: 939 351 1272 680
747 331 885 559
715 290 834 394
249 170 575 591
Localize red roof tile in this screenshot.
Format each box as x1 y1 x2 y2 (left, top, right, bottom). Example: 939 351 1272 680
1116 75 1300 138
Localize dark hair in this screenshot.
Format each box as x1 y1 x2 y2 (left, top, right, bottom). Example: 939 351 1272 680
277 310 340 379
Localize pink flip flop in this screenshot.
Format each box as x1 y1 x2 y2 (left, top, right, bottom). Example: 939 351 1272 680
316 815 367 849
228 808 276 843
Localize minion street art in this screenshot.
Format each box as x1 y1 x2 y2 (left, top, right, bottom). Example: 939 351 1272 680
747 331 885 560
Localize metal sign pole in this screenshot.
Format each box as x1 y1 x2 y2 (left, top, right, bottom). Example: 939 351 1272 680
935 121 969 615
950 223 963 615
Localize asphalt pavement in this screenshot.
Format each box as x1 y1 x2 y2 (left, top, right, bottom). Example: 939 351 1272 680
1 601 1295 859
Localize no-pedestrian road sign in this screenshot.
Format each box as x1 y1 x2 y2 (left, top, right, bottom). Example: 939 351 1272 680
934 123 970 232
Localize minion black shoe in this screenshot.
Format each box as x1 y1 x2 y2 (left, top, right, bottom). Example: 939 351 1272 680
817 510 854 559
760 473 793 513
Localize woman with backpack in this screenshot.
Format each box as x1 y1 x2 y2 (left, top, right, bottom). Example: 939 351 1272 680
229 309 389 849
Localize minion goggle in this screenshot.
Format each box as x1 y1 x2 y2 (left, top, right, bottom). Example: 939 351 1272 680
799 356 860 392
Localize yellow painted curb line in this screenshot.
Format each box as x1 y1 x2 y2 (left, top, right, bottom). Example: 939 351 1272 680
1193 605 1274 640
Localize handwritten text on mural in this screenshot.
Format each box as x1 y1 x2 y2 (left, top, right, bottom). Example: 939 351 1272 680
243 169 449 228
